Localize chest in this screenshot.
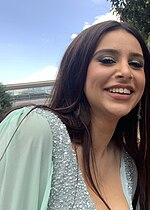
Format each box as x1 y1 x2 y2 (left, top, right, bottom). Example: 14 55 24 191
46 113 136 210
48 146 135 209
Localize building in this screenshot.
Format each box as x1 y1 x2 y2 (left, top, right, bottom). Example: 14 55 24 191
6 80 55 107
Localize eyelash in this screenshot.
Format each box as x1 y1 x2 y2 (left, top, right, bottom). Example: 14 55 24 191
97 57 116 65
97 57 144 69
128 61 144 69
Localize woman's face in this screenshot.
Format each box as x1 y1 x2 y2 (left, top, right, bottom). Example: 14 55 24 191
84 29 145 120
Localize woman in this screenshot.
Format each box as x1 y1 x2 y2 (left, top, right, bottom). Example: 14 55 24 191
0 21 150 210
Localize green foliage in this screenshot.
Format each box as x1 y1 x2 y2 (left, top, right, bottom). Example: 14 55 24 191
109 0 150 40
0 83 12 115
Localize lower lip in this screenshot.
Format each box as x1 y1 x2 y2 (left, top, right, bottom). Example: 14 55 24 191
106 91 133 101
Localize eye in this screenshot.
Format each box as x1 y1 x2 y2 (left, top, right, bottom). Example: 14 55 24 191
97 56 116 65
128 60 144 69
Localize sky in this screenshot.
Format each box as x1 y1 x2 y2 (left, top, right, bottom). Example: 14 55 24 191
0 0 119 84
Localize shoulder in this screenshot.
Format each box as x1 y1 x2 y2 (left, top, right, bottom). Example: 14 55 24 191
0 106 55 210
0 106 55 135
0 106 55 160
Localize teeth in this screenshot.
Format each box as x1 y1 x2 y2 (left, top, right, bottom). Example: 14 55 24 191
108 88 131 94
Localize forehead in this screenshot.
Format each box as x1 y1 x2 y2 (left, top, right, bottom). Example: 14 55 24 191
95 29 143 55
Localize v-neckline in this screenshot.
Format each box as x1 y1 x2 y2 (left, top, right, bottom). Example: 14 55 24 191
72 146 133 210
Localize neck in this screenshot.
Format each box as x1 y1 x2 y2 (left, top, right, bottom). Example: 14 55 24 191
91 113 119 157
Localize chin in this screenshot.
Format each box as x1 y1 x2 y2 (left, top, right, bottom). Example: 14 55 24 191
109 103 135 116
110 108 133 119
115 110 132 119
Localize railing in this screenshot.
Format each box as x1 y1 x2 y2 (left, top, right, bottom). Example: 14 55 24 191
11 92 50 102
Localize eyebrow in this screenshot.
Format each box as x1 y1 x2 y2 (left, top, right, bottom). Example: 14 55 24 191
93 49 144 60
93 49 119 57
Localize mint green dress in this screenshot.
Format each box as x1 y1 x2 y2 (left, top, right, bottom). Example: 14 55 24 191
0 107 139 210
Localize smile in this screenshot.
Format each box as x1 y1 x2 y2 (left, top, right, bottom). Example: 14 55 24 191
107 88 132 95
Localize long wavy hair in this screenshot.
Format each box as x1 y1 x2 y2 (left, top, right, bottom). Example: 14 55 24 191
49 21 150 209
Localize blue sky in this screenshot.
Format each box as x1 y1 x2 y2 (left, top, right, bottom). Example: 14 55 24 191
0 0 119 84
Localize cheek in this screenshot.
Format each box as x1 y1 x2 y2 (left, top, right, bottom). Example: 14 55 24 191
84 76 97 106
84 79 92 100
134 69 145 85
139 73 146 93
84 74 101 98
84 68 97 93
135 72 145 101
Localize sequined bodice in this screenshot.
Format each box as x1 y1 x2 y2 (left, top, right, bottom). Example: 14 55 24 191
36 109 137 210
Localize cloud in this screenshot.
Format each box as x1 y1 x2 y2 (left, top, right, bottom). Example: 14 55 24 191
71 34 78 39
41 38 49 42
21 66 58 83
83 10 120 30
2 66 58 84
7 43 14 47
92 0 103 5
71 11 120 39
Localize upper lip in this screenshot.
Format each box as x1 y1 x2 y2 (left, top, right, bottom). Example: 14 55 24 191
105 84 135 92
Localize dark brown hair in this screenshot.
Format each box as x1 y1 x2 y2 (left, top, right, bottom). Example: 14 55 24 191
49 20 150 209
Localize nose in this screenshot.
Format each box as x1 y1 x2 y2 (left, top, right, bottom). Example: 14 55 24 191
115 61 133 81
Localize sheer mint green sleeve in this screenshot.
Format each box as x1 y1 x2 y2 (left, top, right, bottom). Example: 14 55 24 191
0 107 53 210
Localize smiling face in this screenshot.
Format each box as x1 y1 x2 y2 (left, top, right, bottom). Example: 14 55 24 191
84 29 145 121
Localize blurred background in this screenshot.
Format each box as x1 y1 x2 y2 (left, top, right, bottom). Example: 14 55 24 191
0 0 149 112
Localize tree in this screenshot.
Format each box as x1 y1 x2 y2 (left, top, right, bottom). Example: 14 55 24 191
108 0 150 41
0 83 12 118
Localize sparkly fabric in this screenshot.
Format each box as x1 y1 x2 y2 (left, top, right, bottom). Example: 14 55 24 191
122 149 137 210
35 108 137 210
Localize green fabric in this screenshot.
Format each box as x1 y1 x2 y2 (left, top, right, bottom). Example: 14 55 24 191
0 107 53 210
